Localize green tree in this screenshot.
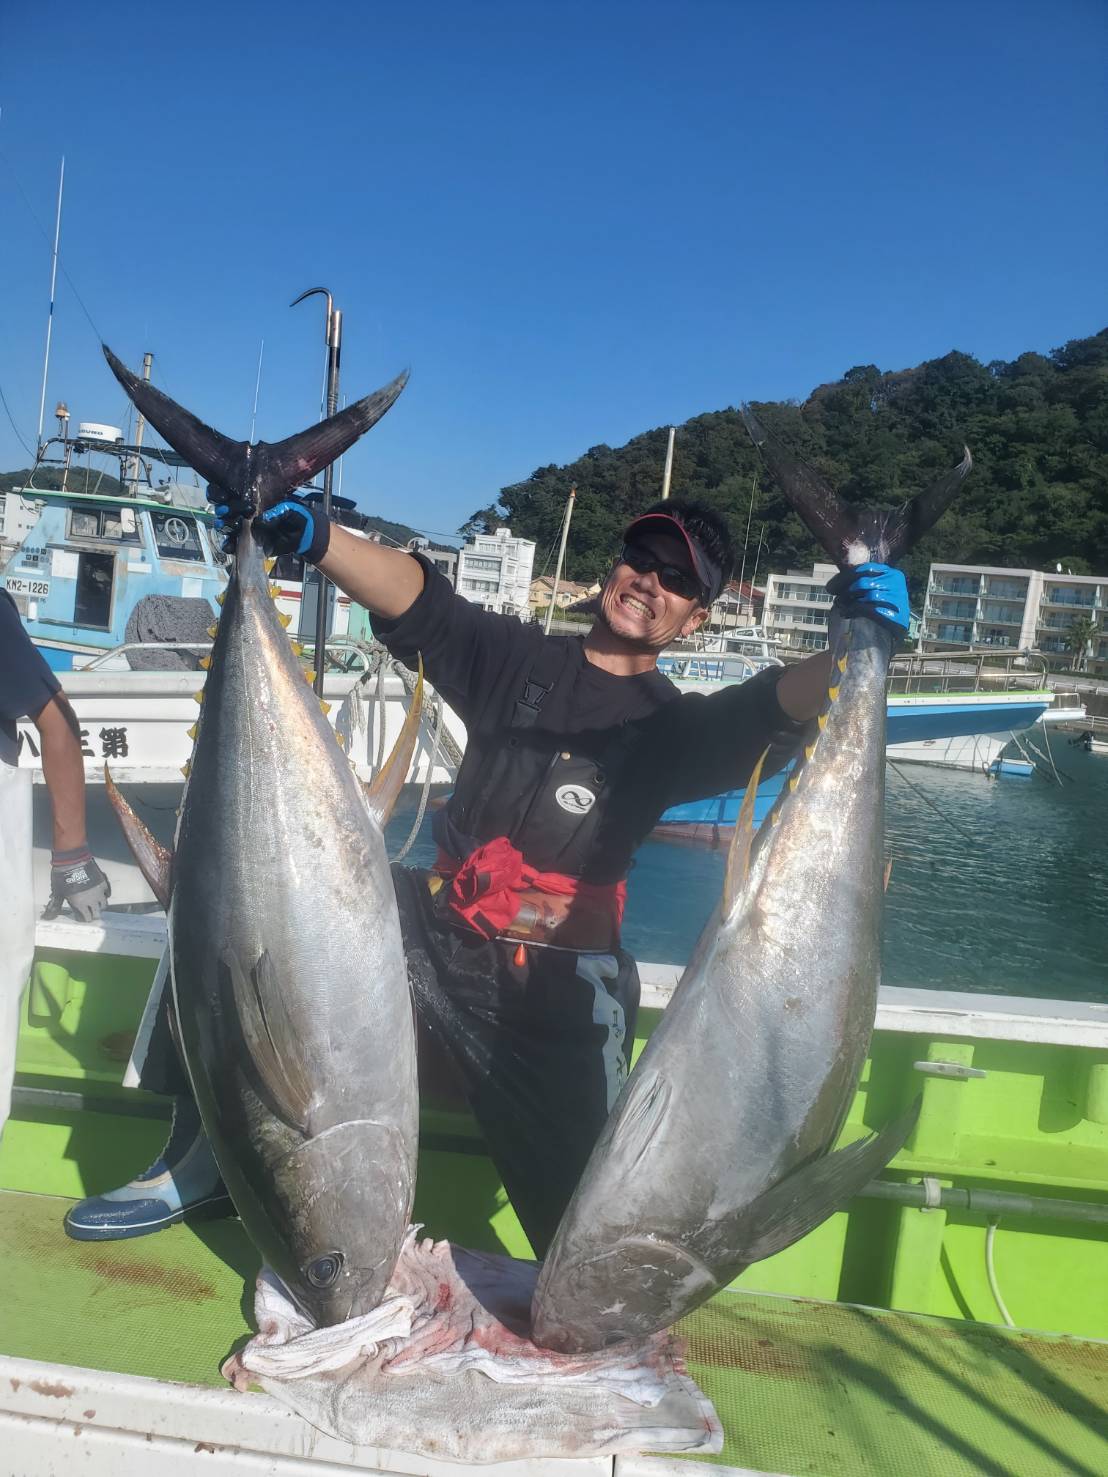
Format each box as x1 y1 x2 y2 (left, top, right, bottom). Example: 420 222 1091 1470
1064 614 1099 671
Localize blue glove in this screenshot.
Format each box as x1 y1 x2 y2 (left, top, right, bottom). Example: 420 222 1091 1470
208 484 330 564
825 563 910 638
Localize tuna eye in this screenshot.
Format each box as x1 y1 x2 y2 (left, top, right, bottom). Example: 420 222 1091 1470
305 1252 344 1288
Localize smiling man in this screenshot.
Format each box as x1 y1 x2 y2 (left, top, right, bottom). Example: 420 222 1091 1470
67 494 907 1255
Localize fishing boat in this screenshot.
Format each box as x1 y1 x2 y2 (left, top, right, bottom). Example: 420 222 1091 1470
1 904 1105 1473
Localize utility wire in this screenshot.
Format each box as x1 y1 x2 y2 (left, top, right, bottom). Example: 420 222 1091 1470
0 381 35 458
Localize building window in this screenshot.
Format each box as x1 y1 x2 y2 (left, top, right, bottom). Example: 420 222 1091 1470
67 506 142 544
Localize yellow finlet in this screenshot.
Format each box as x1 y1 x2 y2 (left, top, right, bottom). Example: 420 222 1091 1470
277 612 292 628
198 655 211 670
320 700 332 716
788 774 800 792
186 723 198 741
827 684 840 702
215 591 226 606
837 654 849 673
304 670 317 685
335 731 345 747
264 557 276 574
817 712 829 732
207 623 219 639
192 690 204 705
804 742 817 761
269 584 282 598
291 641 304 656
180 761 191 778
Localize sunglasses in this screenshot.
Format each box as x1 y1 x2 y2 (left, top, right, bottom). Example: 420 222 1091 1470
619 543 706 604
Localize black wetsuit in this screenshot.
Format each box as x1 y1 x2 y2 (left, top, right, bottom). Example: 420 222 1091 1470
142 556 808 1253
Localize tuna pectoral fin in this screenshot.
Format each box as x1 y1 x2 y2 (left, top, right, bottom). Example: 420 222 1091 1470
722 747 769 914
741 1096 921 1264
104 765 173 908
366 658 424 828
220 950 315 1134
741 403 971 564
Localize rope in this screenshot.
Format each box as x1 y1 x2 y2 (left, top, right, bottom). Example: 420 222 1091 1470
392 695 444 863
885 759 981 847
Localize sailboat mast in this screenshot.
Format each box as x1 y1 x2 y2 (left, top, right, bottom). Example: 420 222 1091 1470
35 157 65 453
734 472 757 630
544 485 576 635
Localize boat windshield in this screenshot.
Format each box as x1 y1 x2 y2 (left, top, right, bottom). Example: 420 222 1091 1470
151 511 204 561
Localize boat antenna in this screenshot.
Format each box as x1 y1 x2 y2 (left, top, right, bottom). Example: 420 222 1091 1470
291 287 342 696
35 156 65 455
249 338 264 443
544 485 576 635
735 471 757 630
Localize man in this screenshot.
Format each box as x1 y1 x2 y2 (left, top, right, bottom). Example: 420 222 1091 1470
0 592 112 1137
66 495 907 1251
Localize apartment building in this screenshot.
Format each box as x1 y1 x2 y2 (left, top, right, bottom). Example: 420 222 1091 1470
921 563 1107 664
762 563 837 651
456 526 536 616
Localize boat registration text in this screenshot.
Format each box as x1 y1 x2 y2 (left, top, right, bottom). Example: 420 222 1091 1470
5 576 51 597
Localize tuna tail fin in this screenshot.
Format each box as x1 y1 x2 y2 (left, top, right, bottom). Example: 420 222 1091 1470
367 656 425 829
740 1096 921 1265
104 765 173 909
103 345 408 512
740 404 971 566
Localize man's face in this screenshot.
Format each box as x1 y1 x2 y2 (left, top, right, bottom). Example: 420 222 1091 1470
598 531 710 651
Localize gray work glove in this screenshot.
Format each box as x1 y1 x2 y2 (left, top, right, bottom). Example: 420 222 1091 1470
45 847 112 921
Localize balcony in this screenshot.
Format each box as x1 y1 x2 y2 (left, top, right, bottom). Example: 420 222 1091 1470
981 584 1028 602
926 602 976 621
1041 592 1098 609
978 608 1023 625
930 580 980 596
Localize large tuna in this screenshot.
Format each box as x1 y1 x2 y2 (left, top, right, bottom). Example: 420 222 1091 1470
103 347 419 1326
532 411 972 1352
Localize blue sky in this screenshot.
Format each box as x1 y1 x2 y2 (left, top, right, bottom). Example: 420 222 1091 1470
1 0 1104 540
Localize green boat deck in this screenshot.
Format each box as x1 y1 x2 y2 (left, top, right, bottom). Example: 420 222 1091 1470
3 1188 1104 1476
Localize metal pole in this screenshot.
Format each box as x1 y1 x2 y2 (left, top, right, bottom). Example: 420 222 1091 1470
544 486 576 635
660 427 676 500
249 339 264 443
128 352 152 495
36 157 65 451
749 523 766 628
291 289 340 696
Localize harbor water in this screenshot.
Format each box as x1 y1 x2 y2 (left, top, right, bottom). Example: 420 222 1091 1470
386 740 1108 1005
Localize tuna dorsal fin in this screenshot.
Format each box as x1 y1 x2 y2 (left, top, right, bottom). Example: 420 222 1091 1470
741 404 971 564
722 746 770 914
220 949 315 1134
104 765 173 908
367 657 424 828
740 1096 921 1265
104 344 408 514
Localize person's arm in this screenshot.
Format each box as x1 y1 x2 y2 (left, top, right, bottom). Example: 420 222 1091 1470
775 650 835 722
33 694 111 921
34 694 88 851
316 523 425 618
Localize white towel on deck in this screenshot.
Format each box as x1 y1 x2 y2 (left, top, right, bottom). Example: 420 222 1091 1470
223 1226 722 1463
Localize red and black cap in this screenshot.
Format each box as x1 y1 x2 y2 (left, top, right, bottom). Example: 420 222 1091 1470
622 512 724 606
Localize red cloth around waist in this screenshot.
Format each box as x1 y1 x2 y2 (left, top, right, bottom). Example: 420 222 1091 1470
434 836 626 943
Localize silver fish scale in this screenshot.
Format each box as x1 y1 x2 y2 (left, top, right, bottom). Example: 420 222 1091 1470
170 529 418 1327
532 614 895 1351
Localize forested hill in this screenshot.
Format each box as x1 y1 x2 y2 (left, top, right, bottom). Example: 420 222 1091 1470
464 330 1108 594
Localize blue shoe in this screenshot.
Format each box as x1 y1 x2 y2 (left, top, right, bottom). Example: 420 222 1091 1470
64 1096 232 1241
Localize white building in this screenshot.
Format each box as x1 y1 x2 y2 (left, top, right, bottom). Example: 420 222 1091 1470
456 526 536 616
763 563 837 651
921 563 1107 664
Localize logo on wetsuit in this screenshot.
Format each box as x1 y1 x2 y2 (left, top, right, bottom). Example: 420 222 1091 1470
555 784 596 815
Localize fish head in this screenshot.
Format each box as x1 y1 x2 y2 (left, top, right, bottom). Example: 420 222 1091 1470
275 1119 415 1327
